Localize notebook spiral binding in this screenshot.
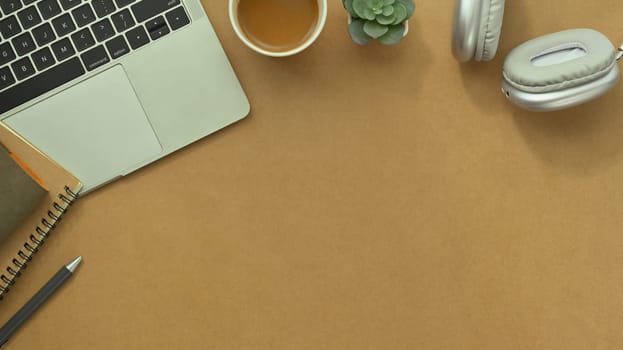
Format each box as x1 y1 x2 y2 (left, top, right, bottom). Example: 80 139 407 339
0 186 79 301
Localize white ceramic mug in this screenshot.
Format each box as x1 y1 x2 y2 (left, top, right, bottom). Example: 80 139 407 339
229 0 328 57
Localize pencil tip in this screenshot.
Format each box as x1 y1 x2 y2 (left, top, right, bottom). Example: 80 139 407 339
66 256 82 273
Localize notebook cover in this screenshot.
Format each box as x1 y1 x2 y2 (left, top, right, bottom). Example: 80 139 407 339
0 121 82 299
0 122 82 209
0 146 47 241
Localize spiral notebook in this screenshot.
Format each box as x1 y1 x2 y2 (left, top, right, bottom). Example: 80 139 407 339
0 122 82 301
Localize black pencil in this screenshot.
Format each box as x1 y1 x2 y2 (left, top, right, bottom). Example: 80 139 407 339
0 256 82 348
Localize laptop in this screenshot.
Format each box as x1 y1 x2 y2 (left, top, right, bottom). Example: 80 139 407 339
0 0 250 192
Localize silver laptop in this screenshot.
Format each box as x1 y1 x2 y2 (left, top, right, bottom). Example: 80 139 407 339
0 0 249 192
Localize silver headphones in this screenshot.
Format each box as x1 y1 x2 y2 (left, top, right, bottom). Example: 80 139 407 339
452 0 623 111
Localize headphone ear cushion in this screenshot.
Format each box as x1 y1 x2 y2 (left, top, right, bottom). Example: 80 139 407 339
475 0 505 61
503 29 617 93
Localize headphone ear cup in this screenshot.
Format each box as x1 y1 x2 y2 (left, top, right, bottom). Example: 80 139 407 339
504 29 616 93
502 29 619 111
452 0 505 62
475 0 505 61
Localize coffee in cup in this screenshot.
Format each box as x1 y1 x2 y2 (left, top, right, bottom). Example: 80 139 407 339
229 0 328 57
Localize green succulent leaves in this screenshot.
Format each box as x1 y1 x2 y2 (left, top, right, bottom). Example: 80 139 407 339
364 21 388 39
344 0 415 45
348 19 371 45
377 24 405 45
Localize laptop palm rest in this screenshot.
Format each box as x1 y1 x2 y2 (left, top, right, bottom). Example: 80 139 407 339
4 65 163 191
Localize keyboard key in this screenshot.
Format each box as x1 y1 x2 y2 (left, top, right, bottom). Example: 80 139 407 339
105 35 129 59
114 0 135 8
0 16 21 39
37 0 62 20
11 57 35 80
52 13 76 37
91 18 115 42
111 9 134 32
146 16 169 40
81 45 109 71
145 15 165 32
59 0 81 11
71 28 95 51
22 0 37 5
0 0 22 15
72 3 96 27
0 66 15 90
17 6 42 30
126 26 149 50
149 25 169 40
51 37 75 61
12 32 36 56
131 0 180 23
166 6 190 31
31 47 56 71
0 57 85 114
32 23 57 46
92 0 116 18
0 43 16 66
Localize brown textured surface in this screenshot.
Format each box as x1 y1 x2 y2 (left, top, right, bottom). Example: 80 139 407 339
2 0 623 349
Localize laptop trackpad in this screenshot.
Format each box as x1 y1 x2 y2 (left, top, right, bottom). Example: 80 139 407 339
5 65 163 191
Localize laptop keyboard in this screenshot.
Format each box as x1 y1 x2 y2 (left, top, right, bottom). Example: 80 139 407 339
0 0 191 114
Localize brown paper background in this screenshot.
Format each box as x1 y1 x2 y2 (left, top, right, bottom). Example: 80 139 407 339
2 0 623 349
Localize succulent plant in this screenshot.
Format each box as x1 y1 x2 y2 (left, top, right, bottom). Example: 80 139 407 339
343 0 415 45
